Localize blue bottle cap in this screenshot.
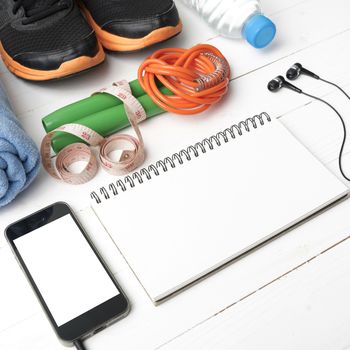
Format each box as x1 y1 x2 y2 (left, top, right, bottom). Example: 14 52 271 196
243 14 276 49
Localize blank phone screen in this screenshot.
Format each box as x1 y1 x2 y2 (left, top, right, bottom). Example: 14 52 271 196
13 214 120 326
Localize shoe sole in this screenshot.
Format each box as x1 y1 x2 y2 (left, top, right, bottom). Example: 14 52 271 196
80 4 183 52
0 41 105 81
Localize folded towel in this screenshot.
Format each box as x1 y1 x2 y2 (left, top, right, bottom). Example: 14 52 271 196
0 84 40 207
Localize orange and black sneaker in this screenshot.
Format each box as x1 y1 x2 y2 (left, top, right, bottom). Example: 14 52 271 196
0 0 105 81
79 0 183 52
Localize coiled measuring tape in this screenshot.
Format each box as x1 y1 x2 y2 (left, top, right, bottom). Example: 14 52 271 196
41 80 146 185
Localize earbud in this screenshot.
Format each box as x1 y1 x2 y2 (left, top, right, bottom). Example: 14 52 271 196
267 76 302 94
268 67 350 182
286 63 320 81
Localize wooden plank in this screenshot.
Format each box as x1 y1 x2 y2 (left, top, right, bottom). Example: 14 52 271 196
160 235 350 350
2 1 350 349
210 0 350 79
2 197 350 349
3 26 350 246
0 0 333 120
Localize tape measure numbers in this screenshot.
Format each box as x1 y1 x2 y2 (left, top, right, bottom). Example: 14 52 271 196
41 80 146 184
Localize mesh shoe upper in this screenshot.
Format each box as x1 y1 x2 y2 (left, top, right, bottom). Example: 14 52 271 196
0 1 94 60
81 0 175 25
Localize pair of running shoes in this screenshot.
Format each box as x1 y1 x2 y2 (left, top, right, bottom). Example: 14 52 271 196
0 0 182 81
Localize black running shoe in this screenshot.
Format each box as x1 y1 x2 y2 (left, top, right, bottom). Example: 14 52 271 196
79 0 182 52
0 0 105 81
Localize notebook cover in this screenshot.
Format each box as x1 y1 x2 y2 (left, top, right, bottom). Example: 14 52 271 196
91 114 349 302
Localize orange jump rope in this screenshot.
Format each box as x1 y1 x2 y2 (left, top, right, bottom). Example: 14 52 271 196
138 44 231 114
41 44 231 184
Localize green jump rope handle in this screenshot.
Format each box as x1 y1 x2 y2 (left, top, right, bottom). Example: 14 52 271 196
42 79 149 132
43 84 171 153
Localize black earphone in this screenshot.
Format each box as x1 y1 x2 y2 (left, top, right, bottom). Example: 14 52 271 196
267 63 350 182
285 62 350 99
268 75 302 94
286 63 320 80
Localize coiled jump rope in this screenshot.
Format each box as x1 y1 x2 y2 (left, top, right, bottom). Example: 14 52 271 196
138 45 230 114
41 44 231 184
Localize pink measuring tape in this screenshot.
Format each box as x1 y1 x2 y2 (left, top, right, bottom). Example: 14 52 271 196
41 81 146 185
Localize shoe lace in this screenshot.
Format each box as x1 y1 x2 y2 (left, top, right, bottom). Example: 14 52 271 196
12 0 70 25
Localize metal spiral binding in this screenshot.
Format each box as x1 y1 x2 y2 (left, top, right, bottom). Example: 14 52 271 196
90 113 271 204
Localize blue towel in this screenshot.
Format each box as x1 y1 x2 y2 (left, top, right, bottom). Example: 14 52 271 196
0 84 40 207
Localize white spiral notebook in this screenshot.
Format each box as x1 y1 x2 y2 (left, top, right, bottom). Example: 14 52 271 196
90 113 348 303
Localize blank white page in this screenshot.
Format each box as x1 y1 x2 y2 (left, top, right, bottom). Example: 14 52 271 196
92 116 348 302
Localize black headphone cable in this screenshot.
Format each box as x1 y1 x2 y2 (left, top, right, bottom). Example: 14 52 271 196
301 91 350 181
319 78 350 100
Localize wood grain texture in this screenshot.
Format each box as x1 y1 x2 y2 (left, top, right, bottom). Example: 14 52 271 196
160 235 350 350
1 0 350 349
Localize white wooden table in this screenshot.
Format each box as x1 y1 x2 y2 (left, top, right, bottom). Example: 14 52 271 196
1 1 350 349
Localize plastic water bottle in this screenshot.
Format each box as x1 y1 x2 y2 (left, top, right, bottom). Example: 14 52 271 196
181 0 276 48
